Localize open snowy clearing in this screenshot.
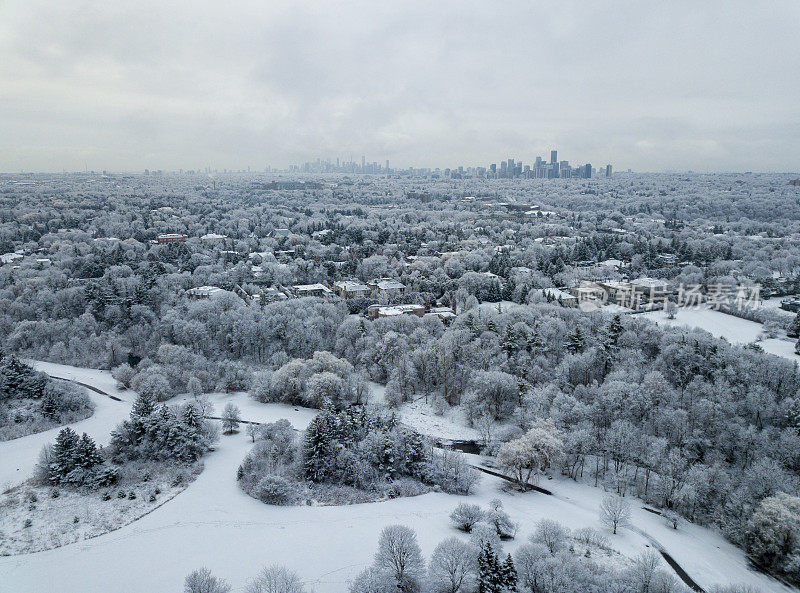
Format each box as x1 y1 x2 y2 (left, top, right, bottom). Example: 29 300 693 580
370 382 482 442
0 362 792 593
641 306 800 364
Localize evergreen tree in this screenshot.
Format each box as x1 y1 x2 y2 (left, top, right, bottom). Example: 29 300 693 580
477 542 502 593
502 326 516 357
565 326 585 354
605 314 624 350
788 313 800 338
131 392 157 418
40 387 60 419
0 355 46 400
526 324 544 355
50 427 80 483
74 433 103 469
304 410 334 482
405 430 427 477
787 398 800 434
499 554 517 592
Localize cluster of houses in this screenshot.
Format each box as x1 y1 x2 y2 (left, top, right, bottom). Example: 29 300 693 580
540 277 675 312
183 275 457 324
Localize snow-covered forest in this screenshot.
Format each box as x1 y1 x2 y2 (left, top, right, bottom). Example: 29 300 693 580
1 171 800 593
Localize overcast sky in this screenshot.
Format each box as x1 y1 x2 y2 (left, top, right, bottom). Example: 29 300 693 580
1 1 798 173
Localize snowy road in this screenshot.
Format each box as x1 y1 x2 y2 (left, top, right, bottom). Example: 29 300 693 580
0 362 793 593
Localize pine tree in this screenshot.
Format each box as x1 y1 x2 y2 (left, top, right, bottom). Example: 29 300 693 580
526 324 544 355
405 430 427 477
50 427 80 483
565 326 584 354
605 314 624 350
304 410 334 482
74 433 103 469
40 387 60 419
502 326 516 357
499 554 517 592
789 313 800 338
787 399 800 434
477 542 502 593
131 392 157 418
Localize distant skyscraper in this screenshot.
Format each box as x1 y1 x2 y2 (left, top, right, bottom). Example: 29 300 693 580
606 164 612 177
385 159 389 172
584 163 592 178
550 150 557 164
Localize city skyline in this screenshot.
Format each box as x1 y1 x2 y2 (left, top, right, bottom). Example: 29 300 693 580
1 1 799 173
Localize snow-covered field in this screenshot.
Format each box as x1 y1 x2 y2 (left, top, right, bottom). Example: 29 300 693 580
641 306 800 364
0 361 792 593
0 463 201 555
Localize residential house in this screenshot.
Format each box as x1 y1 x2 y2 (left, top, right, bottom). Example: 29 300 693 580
333 280 371 298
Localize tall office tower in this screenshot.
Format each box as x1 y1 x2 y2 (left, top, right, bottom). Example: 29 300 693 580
551 150 557 164
584 164 592 178
361 155 365 171
606 164 612 177
507 159 515 177
385 159 389 173
490 163 497 177
553 162 560 178
500 161 508 177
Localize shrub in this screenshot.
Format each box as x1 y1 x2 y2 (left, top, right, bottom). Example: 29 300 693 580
450 503 485 532
422 448 480 495
486 499 518 539
111 363 136 388
253 475 301 506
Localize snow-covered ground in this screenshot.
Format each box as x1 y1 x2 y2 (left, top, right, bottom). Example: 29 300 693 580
0 363 135 492
171 391 319 430
0 362 791 593
641 306 800 364
398 398 481 441
369 382 481 442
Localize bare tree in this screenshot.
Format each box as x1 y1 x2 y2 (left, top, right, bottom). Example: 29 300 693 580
627 551 661 593
184 567 231 593
530 519 567 555
374 525 425 592
245 565 307 593
449 503 485 532
428 537 475 593
600 494 631 534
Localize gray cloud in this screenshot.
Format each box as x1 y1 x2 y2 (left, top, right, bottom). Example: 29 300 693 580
1 0 798 172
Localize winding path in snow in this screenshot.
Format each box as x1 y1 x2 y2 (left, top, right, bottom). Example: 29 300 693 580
0 363 792 593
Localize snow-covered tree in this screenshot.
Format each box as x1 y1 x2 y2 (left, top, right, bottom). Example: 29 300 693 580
245 565 307 593
450 502 485 532
184 568 231 593
600 494 631 535
496 419 563 488
221 403 241 434
374 525 425 593
428 537 476 593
